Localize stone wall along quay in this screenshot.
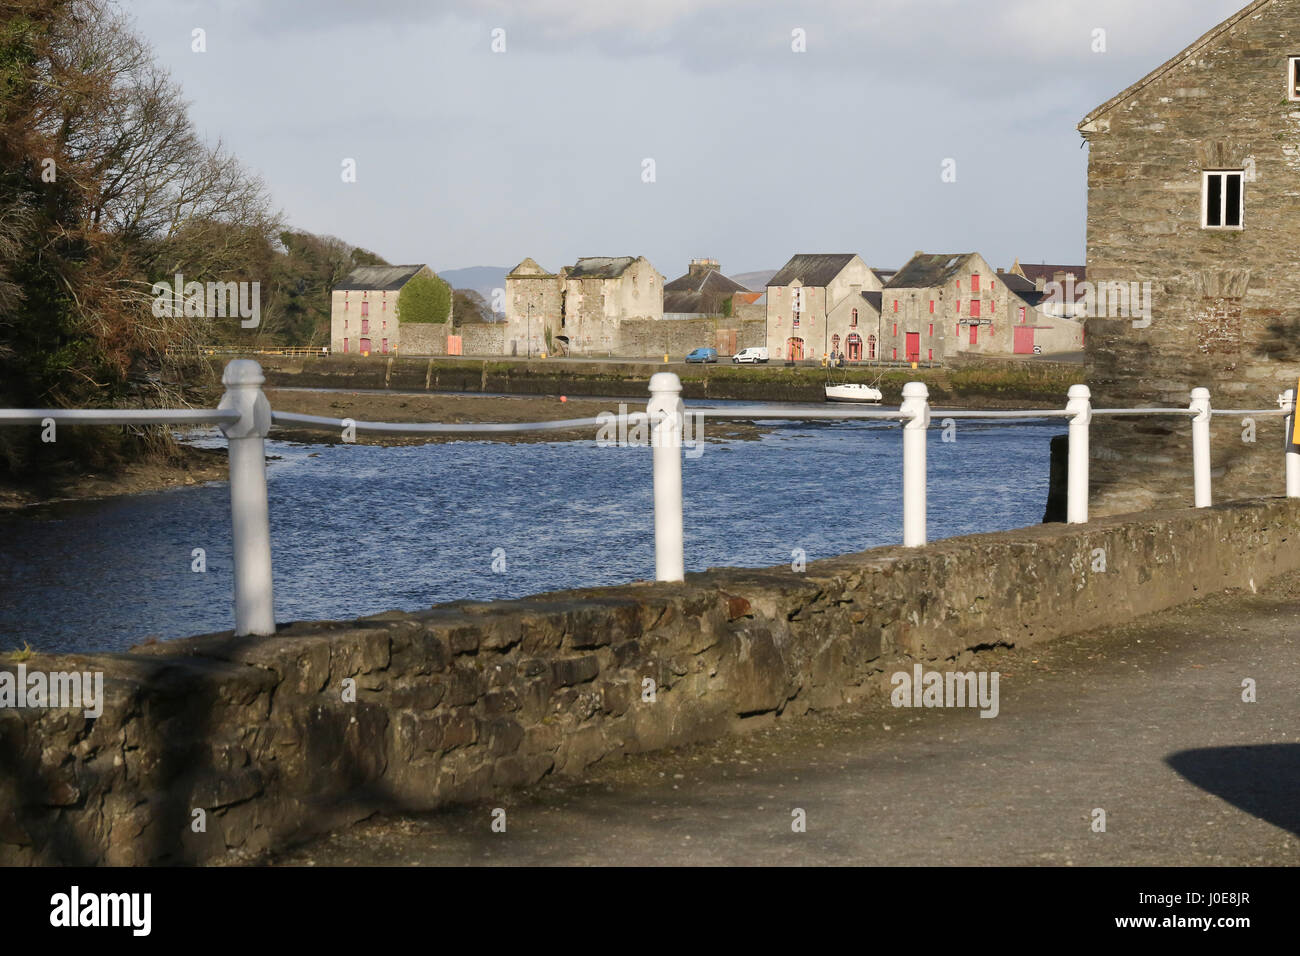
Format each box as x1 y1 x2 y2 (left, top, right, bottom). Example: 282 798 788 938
2 497 1297 865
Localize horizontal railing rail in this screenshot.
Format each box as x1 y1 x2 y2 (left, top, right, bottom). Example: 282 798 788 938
271 410 643 435
0 408 240 426
3 359 1298 638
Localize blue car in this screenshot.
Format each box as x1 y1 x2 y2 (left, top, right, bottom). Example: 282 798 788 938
685 347 718 364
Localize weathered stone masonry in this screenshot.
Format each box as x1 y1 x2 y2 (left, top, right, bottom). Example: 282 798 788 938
3 497 1298 865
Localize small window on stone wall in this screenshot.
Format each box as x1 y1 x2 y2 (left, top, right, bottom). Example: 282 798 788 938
1203 170 1244 229
1289 56 1300 100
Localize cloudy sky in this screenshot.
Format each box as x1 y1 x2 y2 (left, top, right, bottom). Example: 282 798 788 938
128 0 1246 278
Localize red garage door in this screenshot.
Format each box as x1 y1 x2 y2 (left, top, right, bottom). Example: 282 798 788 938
1013 326 1035 355
905 332 921 364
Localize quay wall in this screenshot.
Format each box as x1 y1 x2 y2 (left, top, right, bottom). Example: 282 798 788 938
2 497 1297 864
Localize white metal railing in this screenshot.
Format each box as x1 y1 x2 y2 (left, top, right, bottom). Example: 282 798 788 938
3 360 1298 638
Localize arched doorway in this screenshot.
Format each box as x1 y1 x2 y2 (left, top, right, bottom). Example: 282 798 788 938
787 337 804 361
847 333 863 361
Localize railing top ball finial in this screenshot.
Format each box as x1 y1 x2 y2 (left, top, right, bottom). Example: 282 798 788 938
1068 384 1091 400
222 358 266 388
649 371 682 394
219 359 270 439
901 381 929 399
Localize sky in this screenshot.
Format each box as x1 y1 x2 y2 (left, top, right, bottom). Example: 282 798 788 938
127 0 1248 278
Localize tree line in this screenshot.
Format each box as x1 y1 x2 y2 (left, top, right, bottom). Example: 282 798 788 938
0 0 489 484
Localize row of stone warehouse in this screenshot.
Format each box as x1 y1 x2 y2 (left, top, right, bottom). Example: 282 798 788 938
328 251 1087 361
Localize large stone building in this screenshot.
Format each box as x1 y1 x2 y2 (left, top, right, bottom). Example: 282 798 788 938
330 265 444 356
1078 0 1300 513
880 252 1083 362
766 254 884 362
503 256 663 357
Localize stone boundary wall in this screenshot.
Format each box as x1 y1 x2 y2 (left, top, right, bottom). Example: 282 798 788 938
616 317 766 358
459 322 506 356
3 498 1297 865
398 322 449 356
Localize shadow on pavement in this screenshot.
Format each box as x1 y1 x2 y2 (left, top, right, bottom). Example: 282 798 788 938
1166 744 1300 838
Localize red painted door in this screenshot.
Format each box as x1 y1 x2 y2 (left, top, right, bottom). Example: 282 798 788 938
360 337 371 355
969 324 978 346
1013 326 1035 354
905 332 921 363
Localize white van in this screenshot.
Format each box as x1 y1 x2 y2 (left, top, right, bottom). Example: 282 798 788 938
732 347 769 364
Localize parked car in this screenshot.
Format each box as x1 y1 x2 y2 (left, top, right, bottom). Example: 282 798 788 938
732 347 769 364
685 347 719 364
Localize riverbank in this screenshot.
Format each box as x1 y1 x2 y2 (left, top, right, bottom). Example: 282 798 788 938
168 353 1082 406
258 388 766 446
0 389 767 509
2 354 1080 510
0 444 227 512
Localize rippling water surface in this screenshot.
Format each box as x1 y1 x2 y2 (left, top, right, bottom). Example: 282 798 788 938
0 416 1061 653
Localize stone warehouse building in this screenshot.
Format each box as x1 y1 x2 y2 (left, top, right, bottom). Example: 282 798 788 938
330 265 446 356
765 254 885 362
1079 0 1300 513
880 252 1083 362
503 256 663 357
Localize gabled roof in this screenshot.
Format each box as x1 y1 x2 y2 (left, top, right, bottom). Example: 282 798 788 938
872 268 898 284
767 254 860 289
999 272 1048 306
508 257 554 278
1079 0 1273 129
860 290 883 312
664 268 749 295
663 291 704 313
566 256 639 279
1013 262 1086 284
999 272 1039 294
884 253 976 289
335 265 429 291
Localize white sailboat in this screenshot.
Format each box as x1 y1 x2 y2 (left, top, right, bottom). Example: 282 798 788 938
824 381 884 404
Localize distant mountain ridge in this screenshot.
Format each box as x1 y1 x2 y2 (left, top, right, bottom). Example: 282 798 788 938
730 269 778 291
437 265 509 313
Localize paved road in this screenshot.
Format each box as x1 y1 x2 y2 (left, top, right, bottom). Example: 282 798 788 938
272 573 1300 866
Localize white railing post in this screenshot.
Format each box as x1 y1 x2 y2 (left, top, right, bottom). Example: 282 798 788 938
1282 388 1300 498
218 360 276 636
900 381 930 547
1190 386 1212 509
1066 384 1092 524
648 372 685 582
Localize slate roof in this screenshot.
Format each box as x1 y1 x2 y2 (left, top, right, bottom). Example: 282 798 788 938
767 254 859 289
664 268 749 296
664 268 750 315
883 253 976 289
998 272 1048 306
1079 0 1271 128
334 265 429 291
872 269 898 284
1015 263 1086 284
860 291 883 311
565 256 639 279
664 291 706 314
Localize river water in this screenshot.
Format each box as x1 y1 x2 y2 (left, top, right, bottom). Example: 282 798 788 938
0 414 1061 654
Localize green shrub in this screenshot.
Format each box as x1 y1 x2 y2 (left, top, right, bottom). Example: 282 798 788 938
398 274 452 324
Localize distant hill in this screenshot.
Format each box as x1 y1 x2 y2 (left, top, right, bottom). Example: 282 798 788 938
731 269 778 291
438 265 509 313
